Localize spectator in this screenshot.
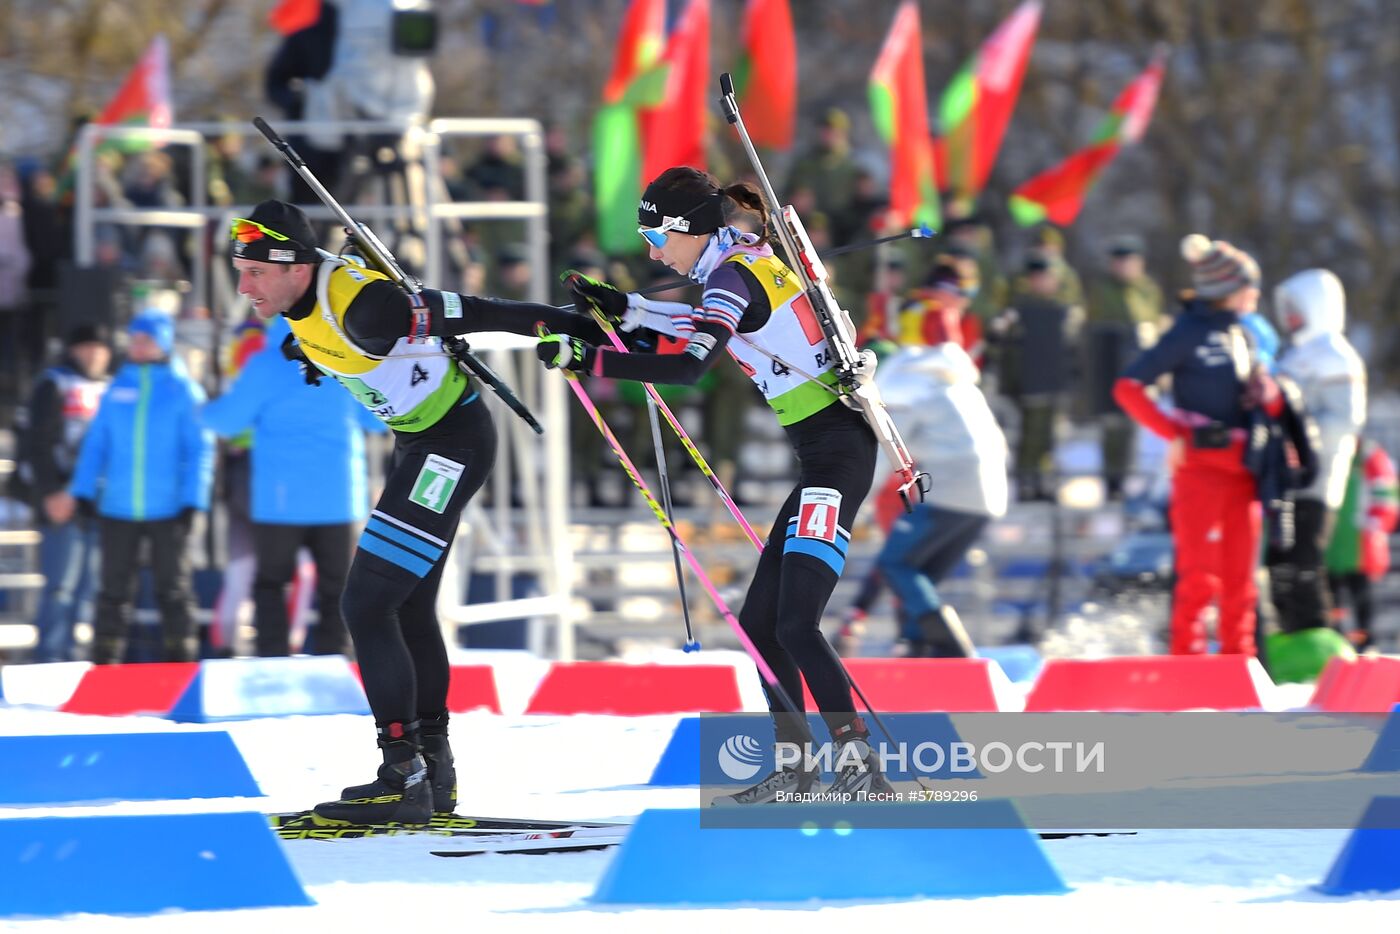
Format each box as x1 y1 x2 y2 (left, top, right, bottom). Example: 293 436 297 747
896 257 979 352
0 161 33 409
870 342 1009 656
1326 437 1399 651
70 311 214 664
1086 234 1166 499
202 316 387 657
1014 225 1084 307
939 211 1008 330
1113 234 1269 656
1265 269 1368 674
14 324 111 661
787 108 862 244
994 249 1084 501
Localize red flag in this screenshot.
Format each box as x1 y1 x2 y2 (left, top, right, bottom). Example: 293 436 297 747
96 35 173 130
868 1 939 228
593 0 668 254
268 0 322 35
603 0 667 104
938 1 1041 207
1009 50 1167 226
642 0 711 183
734 0 797 150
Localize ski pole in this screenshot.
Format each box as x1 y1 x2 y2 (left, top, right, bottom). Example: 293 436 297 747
540 326 810 729
578 302 766 553
645 393 700 652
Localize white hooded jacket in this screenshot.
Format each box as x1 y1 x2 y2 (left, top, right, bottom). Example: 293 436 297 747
876 344 1008 518
1275 269 1366 509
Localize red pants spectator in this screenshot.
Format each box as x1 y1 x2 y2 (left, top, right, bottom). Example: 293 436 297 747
1168 443 1261 655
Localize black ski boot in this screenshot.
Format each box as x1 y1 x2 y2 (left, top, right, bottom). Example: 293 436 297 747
419 712 457 814
823 718 894 798
318 721 433 825
712 739 820 806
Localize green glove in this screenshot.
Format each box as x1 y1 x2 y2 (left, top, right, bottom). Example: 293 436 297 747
562 270 628 325
536 333 595 372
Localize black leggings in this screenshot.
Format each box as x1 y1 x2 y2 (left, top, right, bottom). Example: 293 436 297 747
738 403 877 743
340 392 496 730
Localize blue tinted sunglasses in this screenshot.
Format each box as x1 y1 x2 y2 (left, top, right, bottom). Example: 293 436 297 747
638 216 692 249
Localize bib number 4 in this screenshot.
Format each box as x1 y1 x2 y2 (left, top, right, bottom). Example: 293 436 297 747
409 454 467 514
796 487 842 544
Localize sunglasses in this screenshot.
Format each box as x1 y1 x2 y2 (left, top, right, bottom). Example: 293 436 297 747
637 216 693 249
230 217 292 244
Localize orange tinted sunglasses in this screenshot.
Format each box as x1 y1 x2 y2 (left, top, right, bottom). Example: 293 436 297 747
230 217 291 244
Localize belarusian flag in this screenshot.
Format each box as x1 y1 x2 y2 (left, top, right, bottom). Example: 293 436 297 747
1009 50 1167 226
868 1 939 230
937 0 1041 209
640 0 711 186
58 35 173 198
592 0 668 254
732 0 797 150
96 35 173 134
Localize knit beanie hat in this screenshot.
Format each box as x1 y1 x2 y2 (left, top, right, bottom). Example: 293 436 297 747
230 200 320 264
128 310 175 355
1180 233 1260 300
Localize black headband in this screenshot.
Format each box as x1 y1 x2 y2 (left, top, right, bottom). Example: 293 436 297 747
638 183 725 235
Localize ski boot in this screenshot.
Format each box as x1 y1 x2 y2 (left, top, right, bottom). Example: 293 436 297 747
711 759 820 806
318 720 433 825
419 712 457 814
822 718 894 798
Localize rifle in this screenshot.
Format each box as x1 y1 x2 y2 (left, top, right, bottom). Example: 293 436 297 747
252 116 544 435
716 75 927 511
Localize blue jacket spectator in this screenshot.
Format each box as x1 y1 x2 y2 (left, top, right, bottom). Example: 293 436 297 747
201 316 387 656
202 316 387 525
71 314 214 520
71 311 213 664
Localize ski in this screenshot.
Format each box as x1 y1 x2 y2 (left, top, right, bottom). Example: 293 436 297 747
270 810 626 841
430 825 628 857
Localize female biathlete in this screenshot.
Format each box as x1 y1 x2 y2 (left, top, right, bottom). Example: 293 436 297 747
537 167 891 801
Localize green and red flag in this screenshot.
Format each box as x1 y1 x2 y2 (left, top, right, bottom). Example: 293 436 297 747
868 1 939 230
732 0 797 150
640 0 711 186
592 0 668 254
94 34 173 133
58 35 173 199
937 0 1041 209
1008 50 1167 226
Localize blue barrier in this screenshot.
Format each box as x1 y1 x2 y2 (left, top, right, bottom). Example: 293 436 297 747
592 804 1067 904
647 716 703 786
650 713 980 786
0 812 312 916
1317 796 1400 895
1359 704 1400 773
977 645 1044 684
167 656 369 722
0 732 261 805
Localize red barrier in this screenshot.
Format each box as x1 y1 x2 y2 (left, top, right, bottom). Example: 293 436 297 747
524 663 743 715
60 662 200 716
1024 656 1273 712
800 658 1009 712
1310 656 1400 712
445 665 502 714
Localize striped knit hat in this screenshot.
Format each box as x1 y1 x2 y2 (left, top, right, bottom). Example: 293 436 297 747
1180 233 1260 300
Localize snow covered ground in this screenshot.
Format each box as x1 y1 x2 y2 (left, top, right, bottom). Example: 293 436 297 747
2 683 1398 932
